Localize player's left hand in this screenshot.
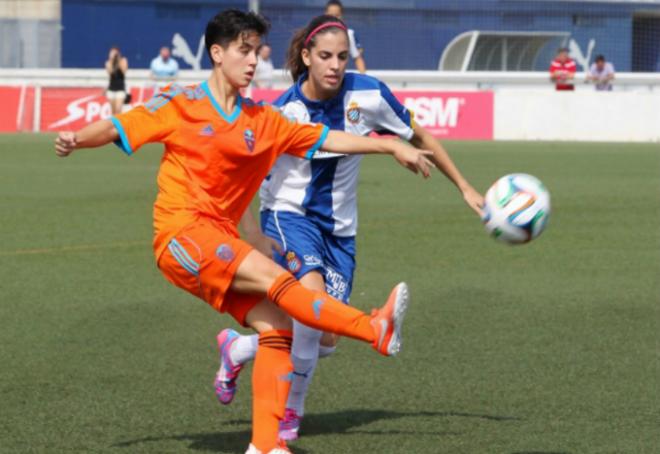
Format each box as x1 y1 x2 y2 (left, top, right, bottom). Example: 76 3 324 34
462 186 485 217
55 132 77 157
245 230 283 259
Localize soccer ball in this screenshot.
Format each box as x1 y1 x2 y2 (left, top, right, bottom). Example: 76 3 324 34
482 173 551 244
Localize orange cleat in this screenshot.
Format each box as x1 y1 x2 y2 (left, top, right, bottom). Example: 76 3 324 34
370 282 409 356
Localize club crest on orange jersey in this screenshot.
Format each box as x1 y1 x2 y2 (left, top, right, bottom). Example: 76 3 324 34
286 251 301 273
216 243 234 262
244 129 255 152
346 101 361 124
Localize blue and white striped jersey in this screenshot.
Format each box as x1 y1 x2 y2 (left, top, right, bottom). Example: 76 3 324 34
259 72 415 237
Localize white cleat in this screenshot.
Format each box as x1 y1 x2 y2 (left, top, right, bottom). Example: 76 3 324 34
245 443 291 454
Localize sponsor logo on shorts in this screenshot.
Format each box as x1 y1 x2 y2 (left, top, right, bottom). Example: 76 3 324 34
346 101 361 124
286 251 302 273
325 267 349 301
244 128 255 152
216 243 235 262
304 254 322 266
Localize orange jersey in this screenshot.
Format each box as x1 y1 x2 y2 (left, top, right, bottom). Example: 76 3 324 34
111 82 328 258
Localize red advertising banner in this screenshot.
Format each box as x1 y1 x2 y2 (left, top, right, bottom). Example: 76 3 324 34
40 87 152 132
394 91 494 140
0 85 493 140
0 86 35 132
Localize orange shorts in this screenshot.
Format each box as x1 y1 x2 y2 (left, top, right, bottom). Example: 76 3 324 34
156 219 261 326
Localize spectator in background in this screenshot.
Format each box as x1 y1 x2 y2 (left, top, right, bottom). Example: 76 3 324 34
587 55 615 91
150 46 179 94
549 47 576 91
253 44 274 88
105 46 128 115
325 0 366 73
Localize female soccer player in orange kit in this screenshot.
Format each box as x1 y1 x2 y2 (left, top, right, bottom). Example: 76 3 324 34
213 14 484 442
54 9 435 454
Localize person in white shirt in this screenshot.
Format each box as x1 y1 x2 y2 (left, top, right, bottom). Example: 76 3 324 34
254 44 274 88
587 55 615 91
150 46 179 94
325 0 366 73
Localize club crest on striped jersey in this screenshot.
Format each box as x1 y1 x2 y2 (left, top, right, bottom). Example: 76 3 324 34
243 128 255 152
346 101 361 124
286 251 302 273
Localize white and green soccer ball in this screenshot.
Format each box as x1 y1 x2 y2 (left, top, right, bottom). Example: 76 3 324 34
482 173 551 245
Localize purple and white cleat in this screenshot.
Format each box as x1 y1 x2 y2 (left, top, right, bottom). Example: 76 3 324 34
279 408 302 441
214 328 243 405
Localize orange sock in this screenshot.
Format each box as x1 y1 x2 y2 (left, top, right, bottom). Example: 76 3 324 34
251 329 293 452
267 273 375 343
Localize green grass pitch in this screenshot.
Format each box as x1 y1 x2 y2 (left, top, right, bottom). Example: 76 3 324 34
1 134 658 453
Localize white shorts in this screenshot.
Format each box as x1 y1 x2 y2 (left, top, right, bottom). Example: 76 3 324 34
106 90 126 101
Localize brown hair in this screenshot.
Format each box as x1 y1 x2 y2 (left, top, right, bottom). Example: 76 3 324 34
204 9 270 60
285 15 348 82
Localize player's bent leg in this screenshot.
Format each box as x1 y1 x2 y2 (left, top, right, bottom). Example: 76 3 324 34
231 248 408 355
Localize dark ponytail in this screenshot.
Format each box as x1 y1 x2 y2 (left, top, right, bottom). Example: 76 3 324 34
285 15 348 82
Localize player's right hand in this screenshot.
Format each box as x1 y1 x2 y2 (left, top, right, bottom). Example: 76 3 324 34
392 143 435 178
245 230 283 259
55 132 77 157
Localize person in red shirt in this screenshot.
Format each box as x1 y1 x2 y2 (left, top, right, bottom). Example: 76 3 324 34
54 9 434 454
549 47 576 91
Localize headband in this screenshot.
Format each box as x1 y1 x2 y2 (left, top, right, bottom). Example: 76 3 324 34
304 22 347 47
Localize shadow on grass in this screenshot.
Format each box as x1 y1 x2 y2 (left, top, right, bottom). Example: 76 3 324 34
298 408 519 437
511 452 571 454
114 429 268 454
114 408 519 453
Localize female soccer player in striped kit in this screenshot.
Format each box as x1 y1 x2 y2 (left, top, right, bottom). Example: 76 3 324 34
54 10 437 454
214 14 485 442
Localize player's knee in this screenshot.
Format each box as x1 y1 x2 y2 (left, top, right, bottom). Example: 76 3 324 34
294 320 323 343
320 332 339 348
245 300 293 333
268 311 293 332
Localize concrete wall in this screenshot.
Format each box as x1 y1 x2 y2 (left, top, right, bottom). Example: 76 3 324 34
0 0 60 19
494 90 660 142
0 0 61 67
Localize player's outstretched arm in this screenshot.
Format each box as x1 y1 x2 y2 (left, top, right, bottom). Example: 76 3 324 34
322 130 435 178
54 119 119 157
409 125 484 216
354 55 367 74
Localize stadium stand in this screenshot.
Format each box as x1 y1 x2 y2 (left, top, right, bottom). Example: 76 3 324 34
52 0 660 72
